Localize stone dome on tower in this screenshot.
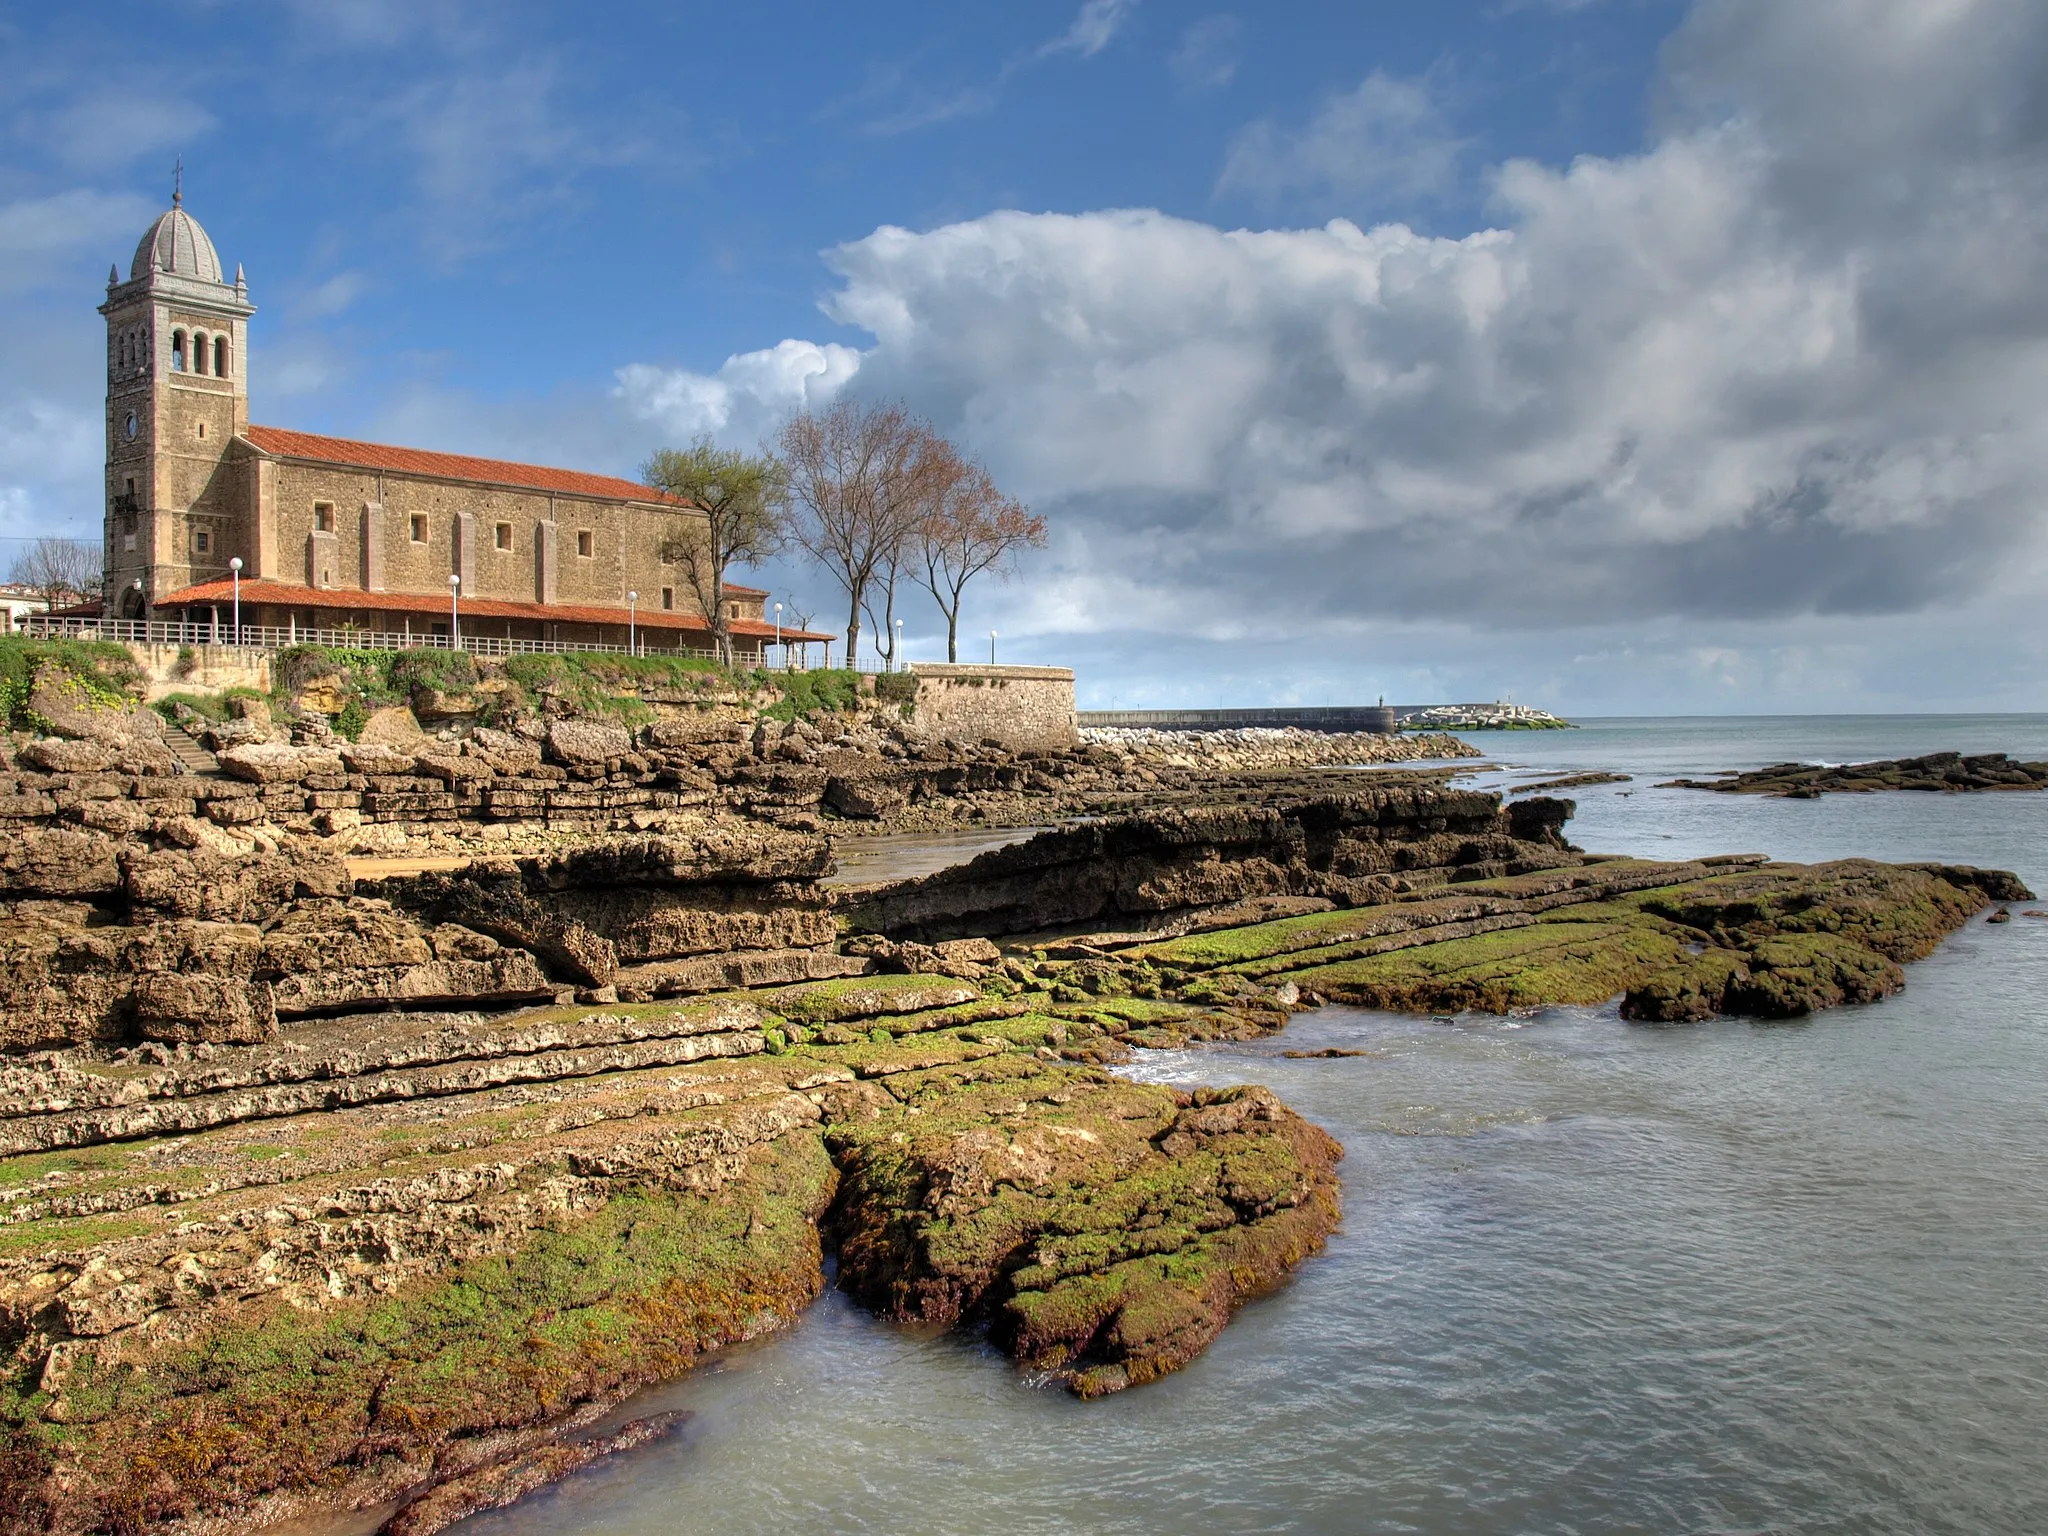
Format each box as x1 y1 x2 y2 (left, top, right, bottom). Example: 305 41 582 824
130 200 224 285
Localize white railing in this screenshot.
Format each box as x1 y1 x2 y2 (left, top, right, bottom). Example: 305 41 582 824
21 614 753 662
24 615 236 649
17 614 922 672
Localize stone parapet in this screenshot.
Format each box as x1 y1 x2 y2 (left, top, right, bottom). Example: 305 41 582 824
123 640 274 700
907 663 1076 750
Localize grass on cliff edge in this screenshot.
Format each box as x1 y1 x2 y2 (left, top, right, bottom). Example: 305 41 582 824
0 1139 834 1533
0 636 142 731
259 644 868 730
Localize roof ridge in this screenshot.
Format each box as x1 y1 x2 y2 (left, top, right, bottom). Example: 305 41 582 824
243 424 680 505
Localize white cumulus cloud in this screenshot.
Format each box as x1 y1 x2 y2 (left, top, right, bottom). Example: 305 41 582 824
777 0 2048 647
614 339 864 447
603 0 2048 707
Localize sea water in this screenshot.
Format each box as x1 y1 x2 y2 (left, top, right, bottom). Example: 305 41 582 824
461 716 2048 1536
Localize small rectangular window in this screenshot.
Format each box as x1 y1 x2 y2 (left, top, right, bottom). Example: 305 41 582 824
495 521 512 551
196 422 206 440
410 513 428 543
314 503 334 533
576 529 593 557
660 587 674 611
193 529 210 555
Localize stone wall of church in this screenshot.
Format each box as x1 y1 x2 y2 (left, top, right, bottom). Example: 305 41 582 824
256 464 744 619
155 376 243 598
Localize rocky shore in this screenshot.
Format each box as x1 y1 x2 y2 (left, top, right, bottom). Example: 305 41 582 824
1660 751 2048 797
0 641 2029 1535
1077 726 1477 773
0 642 1479 867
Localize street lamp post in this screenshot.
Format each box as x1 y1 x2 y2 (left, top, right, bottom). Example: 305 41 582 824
627 591 637 656
448 573 461 649
989 630 997 666
773 602 782 667
131 579 143 638
894 617 903 673
228 557 242 645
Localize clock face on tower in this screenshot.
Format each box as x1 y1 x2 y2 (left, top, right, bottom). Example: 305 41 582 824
123 411 138 441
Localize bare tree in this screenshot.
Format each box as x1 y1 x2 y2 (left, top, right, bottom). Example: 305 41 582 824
641 438 788 667
915 455 1046 662
783 596 817 669
861 529 911 671
7 537 103 611
777 399 938 666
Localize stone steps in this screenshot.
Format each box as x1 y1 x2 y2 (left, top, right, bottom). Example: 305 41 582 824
163 727 221 777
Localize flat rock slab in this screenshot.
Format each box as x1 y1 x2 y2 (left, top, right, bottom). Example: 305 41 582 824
775 974 982 1022
1660 751 2048 796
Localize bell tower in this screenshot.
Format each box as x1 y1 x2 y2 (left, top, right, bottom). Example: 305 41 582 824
100 179 254 618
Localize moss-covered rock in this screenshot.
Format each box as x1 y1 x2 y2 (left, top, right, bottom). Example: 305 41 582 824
0 1135 833 1535
825 1057 1341 1397
1288 912 1692 1014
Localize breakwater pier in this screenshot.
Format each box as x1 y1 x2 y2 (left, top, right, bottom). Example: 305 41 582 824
1078 702 1570 732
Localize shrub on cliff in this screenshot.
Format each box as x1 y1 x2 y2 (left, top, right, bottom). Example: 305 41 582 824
386 647 479 698
501 651 726 723
762 668 860 722
273 645 403 709
0 637 141 732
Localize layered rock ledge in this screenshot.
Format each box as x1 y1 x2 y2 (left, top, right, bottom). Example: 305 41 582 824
0 767 2026 1536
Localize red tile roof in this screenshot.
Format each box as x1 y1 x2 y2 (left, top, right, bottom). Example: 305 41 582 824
158 578 834 643
238 426 774 599
243 425 682 507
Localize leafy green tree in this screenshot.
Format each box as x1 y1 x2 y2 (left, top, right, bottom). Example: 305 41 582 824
641 438 789 666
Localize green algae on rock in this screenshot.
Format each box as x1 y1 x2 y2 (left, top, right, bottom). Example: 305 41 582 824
0 776 2030 1535
0 1134 834 1536
826 1056 1341 1398
0 975 1341 1532
1007 854 2026 1024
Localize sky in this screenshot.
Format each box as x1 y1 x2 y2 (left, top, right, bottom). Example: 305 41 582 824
4 0 2046 713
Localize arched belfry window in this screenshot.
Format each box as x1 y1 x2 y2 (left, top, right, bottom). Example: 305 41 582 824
170 331 186 372
194 333 210 375
214 335 228 378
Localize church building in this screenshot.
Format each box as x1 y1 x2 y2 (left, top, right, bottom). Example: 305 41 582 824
100 196 828 660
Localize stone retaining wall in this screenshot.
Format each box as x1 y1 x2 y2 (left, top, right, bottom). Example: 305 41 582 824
124 640 274 701
908 663 1076 750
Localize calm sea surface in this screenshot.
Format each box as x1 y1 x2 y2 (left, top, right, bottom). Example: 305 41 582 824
466 716 2048 1536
